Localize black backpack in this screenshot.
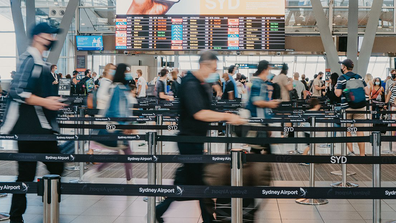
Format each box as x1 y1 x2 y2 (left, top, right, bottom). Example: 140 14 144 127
272 83 281 100
75 77 89 95
289 89 299 101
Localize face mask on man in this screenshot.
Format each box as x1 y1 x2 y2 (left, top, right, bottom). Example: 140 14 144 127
109 69 116 76
267 73 275 81
125 72 133 80
392 74 396 79
340 68 345 74
205 73 220 83
44 40 57 51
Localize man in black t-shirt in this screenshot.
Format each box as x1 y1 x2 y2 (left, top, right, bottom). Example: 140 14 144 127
221 72 235 100
156 51 245 223
156 68 173 101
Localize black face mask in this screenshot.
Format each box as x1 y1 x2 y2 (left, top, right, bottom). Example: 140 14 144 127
341 68 345 74
392 74 396 79
44 40 57 51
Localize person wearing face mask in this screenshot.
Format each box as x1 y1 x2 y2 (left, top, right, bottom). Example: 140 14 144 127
371 78 384 101
50 64 59 95
155 51 245 223
4 22 66 223
312 71 326 98
386 70 396 95
335 59 370 156
87 63 135 184
156 68 173 101
96 63 116 110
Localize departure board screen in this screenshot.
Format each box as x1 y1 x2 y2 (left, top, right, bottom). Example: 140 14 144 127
116 0 285 51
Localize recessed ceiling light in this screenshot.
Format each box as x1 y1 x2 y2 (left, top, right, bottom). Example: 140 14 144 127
82 23 85 26
336 15 341 18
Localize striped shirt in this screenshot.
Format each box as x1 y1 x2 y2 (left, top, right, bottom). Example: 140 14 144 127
389 83 396 104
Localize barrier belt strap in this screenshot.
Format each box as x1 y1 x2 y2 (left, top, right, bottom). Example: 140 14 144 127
2 153 396 164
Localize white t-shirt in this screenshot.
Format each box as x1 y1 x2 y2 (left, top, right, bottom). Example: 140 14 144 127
293 80 305 99
137 76 147 97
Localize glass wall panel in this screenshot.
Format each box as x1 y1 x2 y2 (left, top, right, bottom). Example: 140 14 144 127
79 7 115 33
0 33 16 56
0 58 16 79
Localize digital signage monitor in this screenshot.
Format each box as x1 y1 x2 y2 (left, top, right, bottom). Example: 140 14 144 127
115 0 285 51
76 36 104 51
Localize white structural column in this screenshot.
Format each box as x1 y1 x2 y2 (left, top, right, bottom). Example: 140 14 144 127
311 0 339 73
10 0 29 56
357 0 384 77
25 0 36 33
347 0 358 72
47 0 79 64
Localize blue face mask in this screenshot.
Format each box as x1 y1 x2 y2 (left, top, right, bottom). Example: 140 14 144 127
267 73 275 81
109 69 116 76
205 73 220 83
125 72 133 80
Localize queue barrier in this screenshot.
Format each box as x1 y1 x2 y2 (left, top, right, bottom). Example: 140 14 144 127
3 152 396 165
3 181 396 200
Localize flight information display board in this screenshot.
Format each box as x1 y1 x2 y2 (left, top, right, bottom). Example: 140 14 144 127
115 15 285 51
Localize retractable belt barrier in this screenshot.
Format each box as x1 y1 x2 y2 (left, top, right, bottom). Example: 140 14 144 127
3 153 396 164
57 123 396 133
2 182 396 200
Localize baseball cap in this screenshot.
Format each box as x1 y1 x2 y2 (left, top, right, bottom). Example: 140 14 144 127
339 59 354 69
30 22 62 39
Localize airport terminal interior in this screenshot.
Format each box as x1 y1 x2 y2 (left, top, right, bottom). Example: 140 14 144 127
2 0 396 223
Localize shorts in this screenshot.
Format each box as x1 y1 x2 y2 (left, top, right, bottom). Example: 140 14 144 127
346 107 366 127
304 132 310 146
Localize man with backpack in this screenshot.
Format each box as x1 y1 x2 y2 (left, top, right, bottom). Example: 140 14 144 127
76 69 95 95
335 59 370 156
292 72 305 100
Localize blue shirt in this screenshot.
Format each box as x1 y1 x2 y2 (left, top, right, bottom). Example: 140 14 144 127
246 77 273 119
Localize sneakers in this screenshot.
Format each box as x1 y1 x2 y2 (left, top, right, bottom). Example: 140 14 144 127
0 193 6 198
0 213 10 221
300 163 309 166
347 151 356 156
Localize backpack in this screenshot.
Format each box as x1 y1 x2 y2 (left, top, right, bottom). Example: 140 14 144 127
272 83 281 100
75 77 88 95
343 74 366 108
85 78 95 94
289 89 298 101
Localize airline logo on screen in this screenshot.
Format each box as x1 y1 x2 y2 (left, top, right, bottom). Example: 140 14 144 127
201 0 285 15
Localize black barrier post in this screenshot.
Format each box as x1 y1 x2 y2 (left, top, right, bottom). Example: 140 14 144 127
79 107 85 181
331 109 358 188
296 117 328 205
226 123 232 152
43 175 61 223
372 131 381 223
147 132 157 223
156 114 163 199
66 106 80 173
231 149 243 223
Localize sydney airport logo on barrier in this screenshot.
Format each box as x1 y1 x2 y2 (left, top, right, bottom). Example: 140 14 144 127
127 156 158 162
0 183 28 192
45 155 75 161
385 190 396 196
262 188 307 197
139 186 184 196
